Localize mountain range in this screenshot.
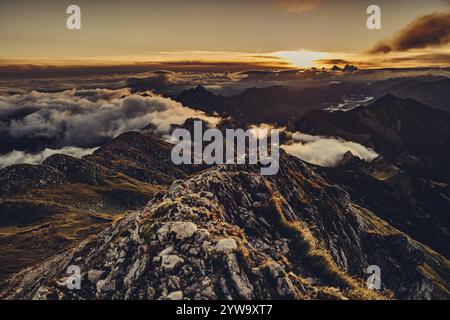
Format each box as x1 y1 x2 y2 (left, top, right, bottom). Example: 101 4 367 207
175 83 373 124
290 94 450 258
373 77 450 113
1 149 449 300
0 85 449 300
175 76 450 124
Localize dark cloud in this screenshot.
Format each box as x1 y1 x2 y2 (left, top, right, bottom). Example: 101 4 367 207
248 55 285 61
369 43 393 54
370 12 450 54
273 0 370 13
315 58 353 65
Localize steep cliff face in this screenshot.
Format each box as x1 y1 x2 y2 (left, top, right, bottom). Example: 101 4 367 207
2 152 448 300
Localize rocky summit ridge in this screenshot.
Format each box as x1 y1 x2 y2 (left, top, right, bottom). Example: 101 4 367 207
1 150 449 300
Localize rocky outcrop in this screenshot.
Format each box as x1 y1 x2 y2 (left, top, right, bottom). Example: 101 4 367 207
0 164 65 195
2 152 448 300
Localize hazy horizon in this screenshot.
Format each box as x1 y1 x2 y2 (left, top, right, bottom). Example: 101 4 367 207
1 0 449 75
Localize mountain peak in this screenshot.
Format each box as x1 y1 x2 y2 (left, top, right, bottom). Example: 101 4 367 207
336 151 364 167
374 93 402 104
194 85 207 92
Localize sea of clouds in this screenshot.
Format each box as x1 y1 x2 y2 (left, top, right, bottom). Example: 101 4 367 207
0 87 378 168
0 88 218 167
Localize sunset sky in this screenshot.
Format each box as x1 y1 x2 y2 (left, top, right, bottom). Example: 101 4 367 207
0 0 449 72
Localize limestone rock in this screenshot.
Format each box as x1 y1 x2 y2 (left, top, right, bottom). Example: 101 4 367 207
166 291 183 300
214 238 237 253
161 255 184 271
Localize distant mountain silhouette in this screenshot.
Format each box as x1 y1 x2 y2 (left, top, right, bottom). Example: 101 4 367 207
369 75 448 92
377 78 450 113
176 84 374 124
176 85 225 115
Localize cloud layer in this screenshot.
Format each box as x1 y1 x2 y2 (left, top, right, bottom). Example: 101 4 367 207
0 146 96 169
0 88 217 154
281 132 378 166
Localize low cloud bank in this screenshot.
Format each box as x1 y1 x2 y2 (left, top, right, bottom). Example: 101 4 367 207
0 146 96 169
281 132 378 166
0 87 379 169
0 88 218 154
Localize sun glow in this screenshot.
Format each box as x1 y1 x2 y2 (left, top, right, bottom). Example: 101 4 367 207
272 50 329 68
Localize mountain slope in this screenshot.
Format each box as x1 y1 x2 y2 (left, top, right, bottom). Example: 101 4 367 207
2 152 448 300
0 131 190 282
378 78 450 113
292 95 450 258
293 94 450 178
319 153 450 258
84 131 194 185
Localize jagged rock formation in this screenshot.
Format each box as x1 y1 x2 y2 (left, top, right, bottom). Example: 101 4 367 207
2 151 448 300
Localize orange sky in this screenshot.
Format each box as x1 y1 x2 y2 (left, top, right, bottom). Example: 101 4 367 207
0 0 449 70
